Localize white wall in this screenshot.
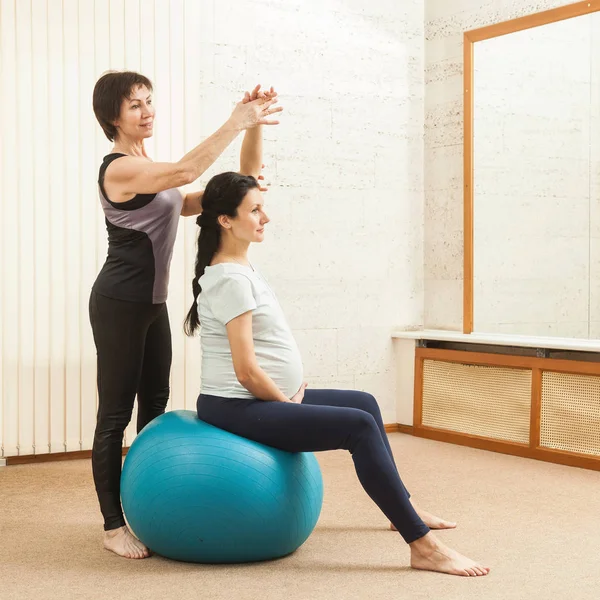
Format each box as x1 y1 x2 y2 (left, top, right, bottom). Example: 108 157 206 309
0 0 425 458
423 0 583 331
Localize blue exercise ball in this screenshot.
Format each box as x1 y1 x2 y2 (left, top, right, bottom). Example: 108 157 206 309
121 409 323 563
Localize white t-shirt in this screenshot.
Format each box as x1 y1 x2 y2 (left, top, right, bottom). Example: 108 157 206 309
198 262 304 399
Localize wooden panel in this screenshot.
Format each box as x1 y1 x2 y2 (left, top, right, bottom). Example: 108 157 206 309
396 424 414 435
6 446 129 466
463 33 474 334
413 354 424 427
465 1 600 43
413 425 600 472
416 347 537 370
416 347 600 376
530 368 542 448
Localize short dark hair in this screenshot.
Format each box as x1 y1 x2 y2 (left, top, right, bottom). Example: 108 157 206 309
92 71 153 141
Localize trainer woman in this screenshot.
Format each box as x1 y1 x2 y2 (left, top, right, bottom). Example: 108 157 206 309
90 70 281 559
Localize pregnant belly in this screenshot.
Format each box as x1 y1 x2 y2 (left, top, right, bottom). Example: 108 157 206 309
256 345 304 399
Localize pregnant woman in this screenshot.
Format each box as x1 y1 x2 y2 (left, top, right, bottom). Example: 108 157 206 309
184 127 490 577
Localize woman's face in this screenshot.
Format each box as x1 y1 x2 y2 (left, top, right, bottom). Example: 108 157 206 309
222 188 270 243
114 84 155 140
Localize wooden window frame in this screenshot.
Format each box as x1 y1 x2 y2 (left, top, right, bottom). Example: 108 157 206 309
463 1 600 332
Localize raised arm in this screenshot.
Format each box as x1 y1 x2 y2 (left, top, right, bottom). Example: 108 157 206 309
240 85 280 180
180 85 281 216
239 125 263 180
105 96 281 201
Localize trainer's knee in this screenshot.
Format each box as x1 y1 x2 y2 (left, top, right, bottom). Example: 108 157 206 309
95 405 133 437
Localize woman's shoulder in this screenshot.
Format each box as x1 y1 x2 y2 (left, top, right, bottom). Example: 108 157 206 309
205 262 257 276
200 264 257 291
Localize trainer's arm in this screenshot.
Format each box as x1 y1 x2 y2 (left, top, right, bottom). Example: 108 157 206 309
180 190 204 217
107 121 242 197
105 96 280 198
226 311 290 403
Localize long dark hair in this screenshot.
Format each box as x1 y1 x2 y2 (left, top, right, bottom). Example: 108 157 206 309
184 171 259 336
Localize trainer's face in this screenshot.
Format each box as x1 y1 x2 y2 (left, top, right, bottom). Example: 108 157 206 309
114 85 155 140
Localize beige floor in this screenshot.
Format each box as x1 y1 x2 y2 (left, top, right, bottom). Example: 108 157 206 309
1 433 600 600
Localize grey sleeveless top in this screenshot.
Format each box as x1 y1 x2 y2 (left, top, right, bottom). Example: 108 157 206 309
92 153 183 304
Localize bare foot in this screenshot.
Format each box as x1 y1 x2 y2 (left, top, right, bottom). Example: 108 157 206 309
410 532 490 577
390 504 457 531
103 525 150 559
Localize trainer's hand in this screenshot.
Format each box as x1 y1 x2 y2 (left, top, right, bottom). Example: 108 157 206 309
242 84 277 104
289 382 308 404
230 96 282 130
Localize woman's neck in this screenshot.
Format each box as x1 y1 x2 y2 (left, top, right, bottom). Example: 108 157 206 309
112 137 148 158
214 242 251 266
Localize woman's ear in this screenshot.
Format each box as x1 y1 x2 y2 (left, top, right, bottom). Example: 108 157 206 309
218 215 231 229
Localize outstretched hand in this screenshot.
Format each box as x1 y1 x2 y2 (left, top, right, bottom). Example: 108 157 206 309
242 84 277 104
230 95 282 129
240 84 281 125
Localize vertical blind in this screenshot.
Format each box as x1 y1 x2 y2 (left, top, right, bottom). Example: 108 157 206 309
0 0 215 457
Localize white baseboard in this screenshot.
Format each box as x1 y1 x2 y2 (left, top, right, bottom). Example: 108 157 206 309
0 458 6 467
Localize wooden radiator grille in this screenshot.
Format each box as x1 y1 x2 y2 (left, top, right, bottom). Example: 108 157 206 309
421 359 531 444
541 372 600 456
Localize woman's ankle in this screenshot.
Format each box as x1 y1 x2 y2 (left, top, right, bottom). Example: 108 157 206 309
410 531 438 553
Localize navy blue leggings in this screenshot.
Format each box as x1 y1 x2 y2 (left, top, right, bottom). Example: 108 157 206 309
197 389 430 544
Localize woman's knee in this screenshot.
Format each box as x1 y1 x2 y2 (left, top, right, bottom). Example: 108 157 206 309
353 391 381 418
350 409 378 437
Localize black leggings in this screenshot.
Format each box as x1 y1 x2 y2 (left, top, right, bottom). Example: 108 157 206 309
89 291 172 531
197 389 430 544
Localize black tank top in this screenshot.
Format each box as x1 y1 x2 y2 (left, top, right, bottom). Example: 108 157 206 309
92 153 183 304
